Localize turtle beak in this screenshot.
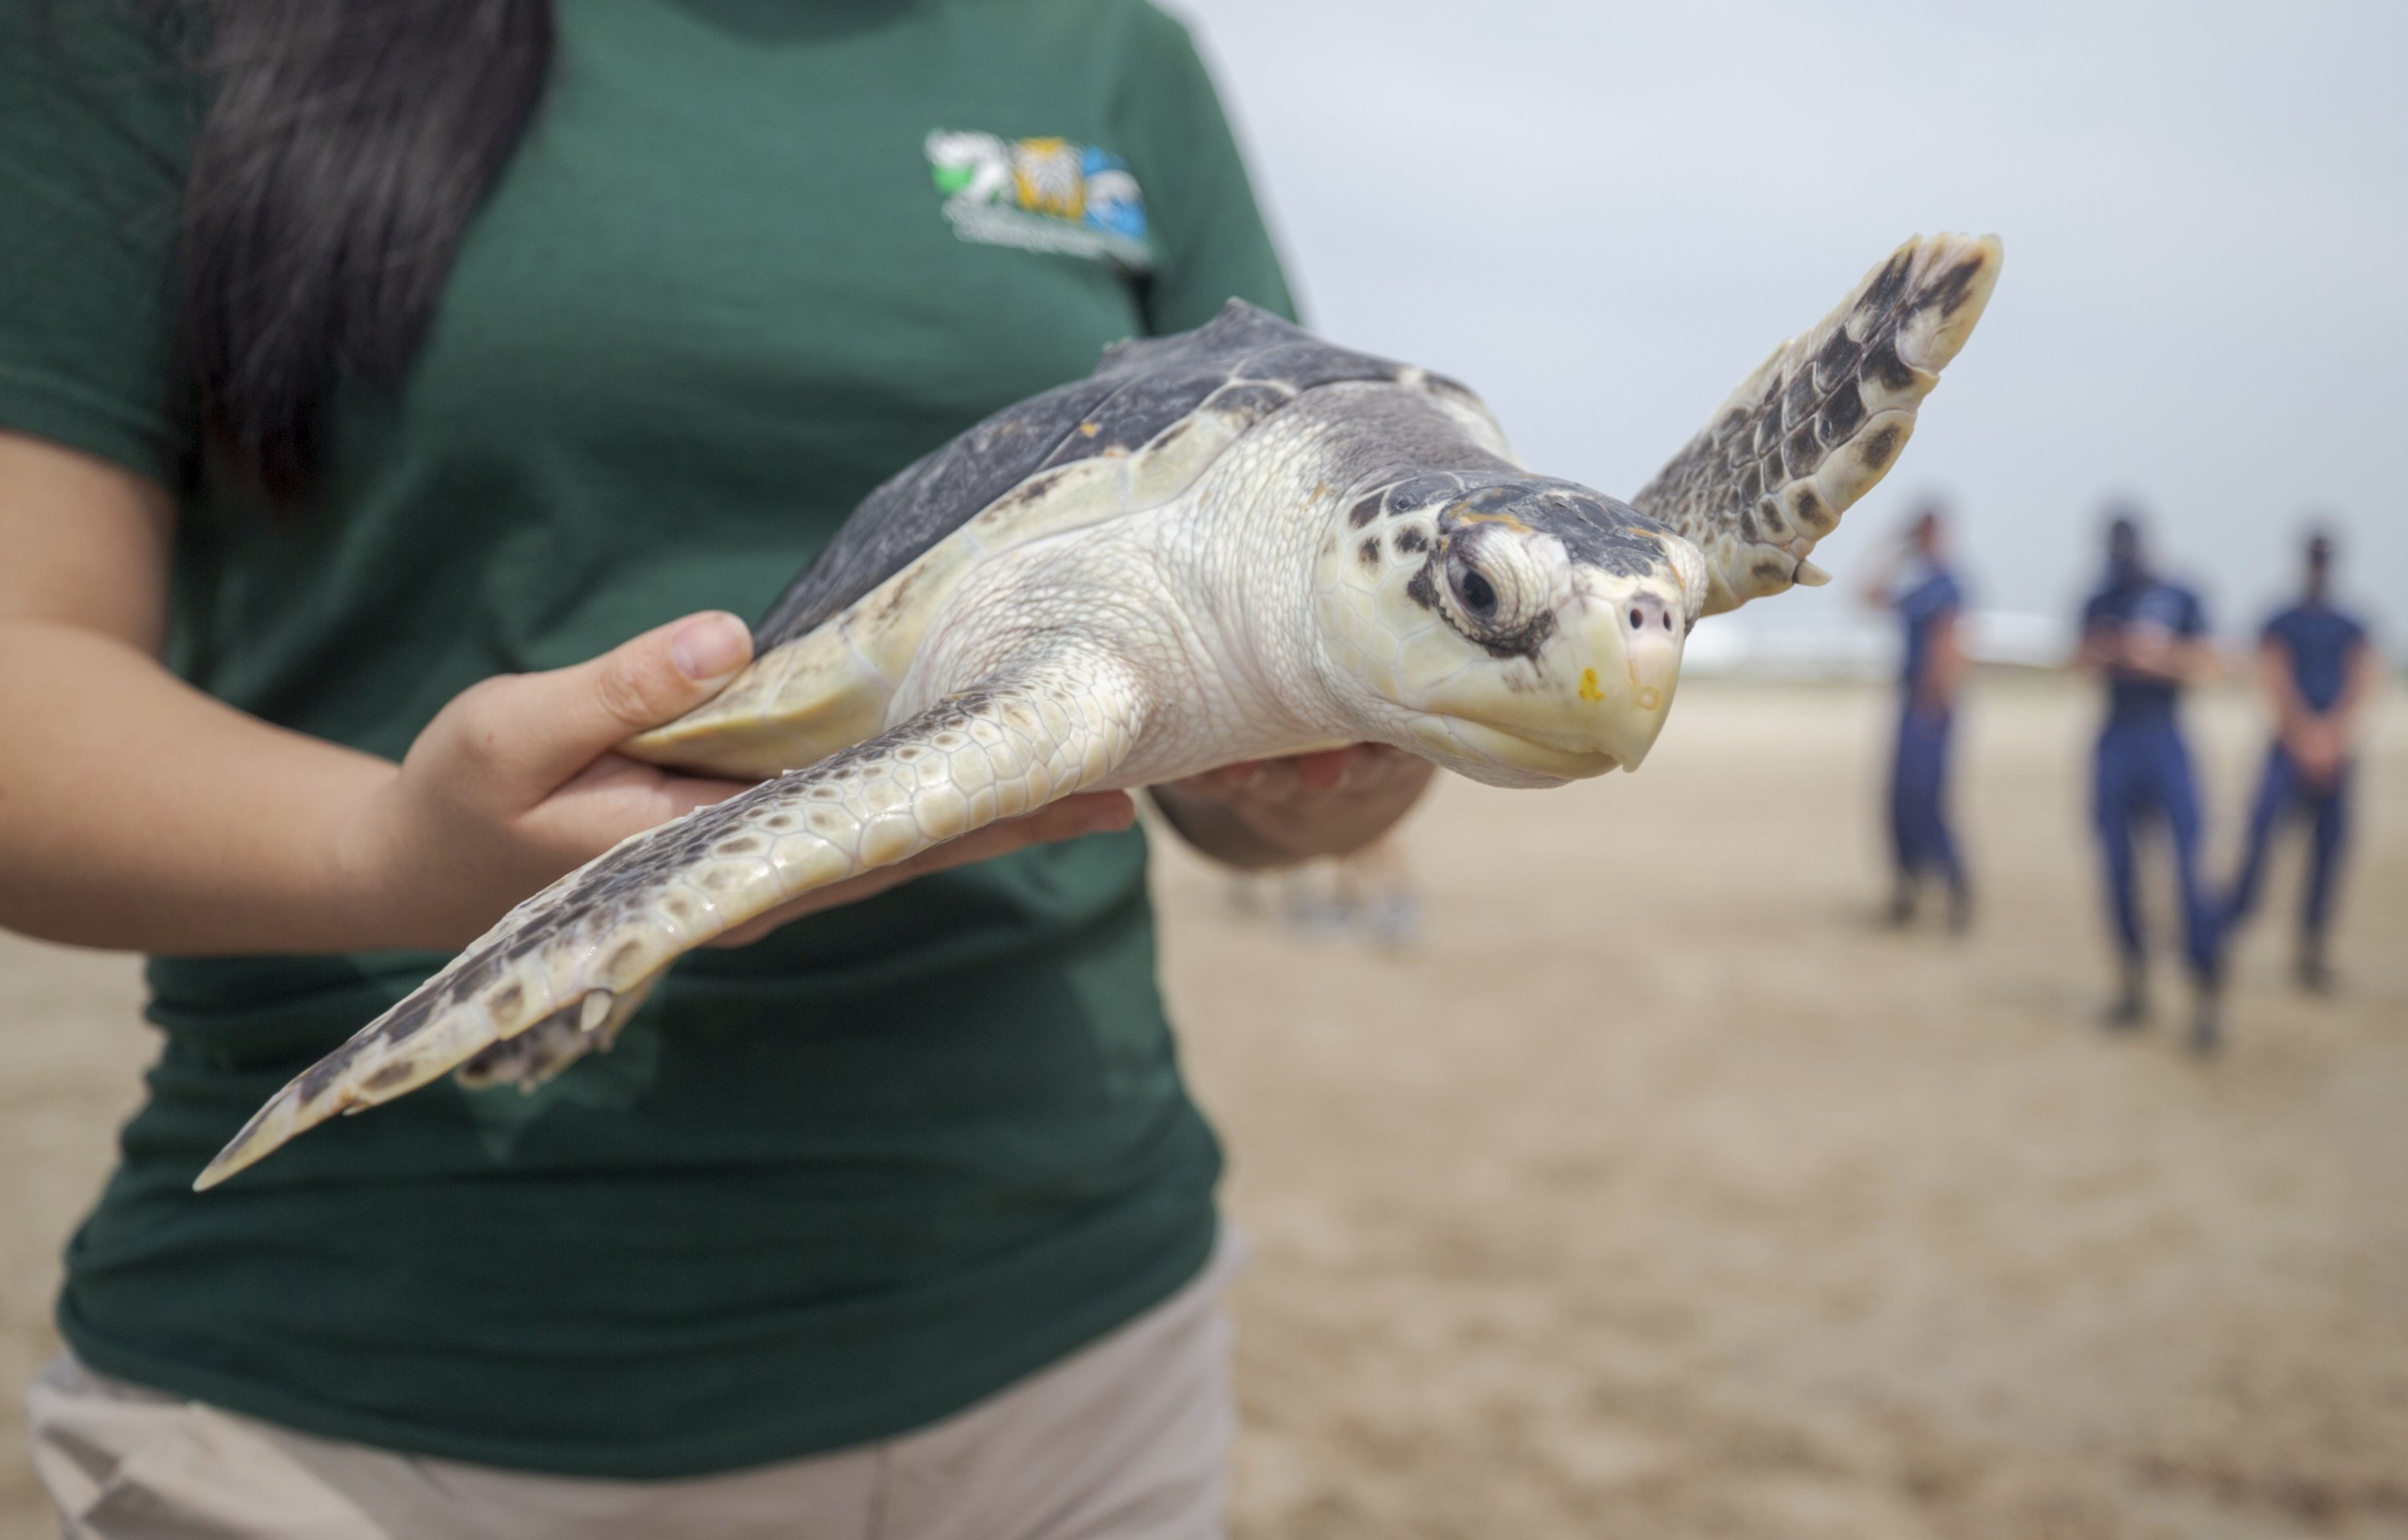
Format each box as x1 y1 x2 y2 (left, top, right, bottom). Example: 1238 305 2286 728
1564 569 1682 772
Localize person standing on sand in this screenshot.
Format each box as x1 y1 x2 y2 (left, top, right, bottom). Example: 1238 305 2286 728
1864 503 1972 932
2076 511 2224 1052
2222 530 2379 992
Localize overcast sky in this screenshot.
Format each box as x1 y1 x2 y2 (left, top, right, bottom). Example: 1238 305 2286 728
1177 0 2406 652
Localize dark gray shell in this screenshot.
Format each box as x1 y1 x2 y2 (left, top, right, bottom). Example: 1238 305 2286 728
751 302 1408 651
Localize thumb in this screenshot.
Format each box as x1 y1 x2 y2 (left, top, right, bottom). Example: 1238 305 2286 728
456 612 754 794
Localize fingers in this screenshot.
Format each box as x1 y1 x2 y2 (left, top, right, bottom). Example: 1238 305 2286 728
429 612 754 799
1287 748 1361 792
542 752 759 827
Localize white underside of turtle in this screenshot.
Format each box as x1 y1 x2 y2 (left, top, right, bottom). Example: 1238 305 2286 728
197 234 2002 1189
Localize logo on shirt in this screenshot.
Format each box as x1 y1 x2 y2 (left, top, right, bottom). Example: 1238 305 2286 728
925 131 1151 271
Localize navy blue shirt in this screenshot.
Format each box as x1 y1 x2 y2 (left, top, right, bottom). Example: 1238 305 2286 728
2083 575 2207 724
1894 561 1964 699
2263 601 2369 713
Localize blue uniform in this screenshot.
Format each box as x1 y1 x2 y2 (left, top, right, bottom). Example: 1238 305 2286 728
2225 601 2370 941
2083 575 2219 980
1889 563 1966 893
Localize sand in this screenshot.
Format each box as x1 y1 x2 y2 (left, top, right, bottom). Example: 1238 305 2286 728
4 675 2402 1538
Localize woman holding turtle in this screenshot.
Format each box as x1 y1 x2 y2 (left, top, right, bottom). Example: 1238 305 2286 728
0 1 1429 1532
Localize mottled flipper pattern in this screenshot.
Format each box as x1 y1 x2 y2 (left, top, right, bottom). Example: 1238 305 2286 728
1633 234 2001 614
194 657 1149 1189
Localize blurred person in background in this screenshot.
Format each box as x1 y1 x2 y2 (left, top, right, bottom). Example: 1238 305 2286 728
1271 832 1422 953
2076 510 2224 1052
1863 502 1972 932
0 1 1433 1534
1325 833 1422 953
2222 529 2378 992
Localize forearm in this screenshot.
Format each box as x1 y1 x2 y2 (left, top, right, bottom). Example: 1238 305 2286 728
0 620 400 954
2331 644 2380 743
1934 649 1966 709
2112 636 2213 685
1916 616 1964 713
2073 629 2116 673
2259 646 2306 734
2 435 802 959
1146 791 1293 869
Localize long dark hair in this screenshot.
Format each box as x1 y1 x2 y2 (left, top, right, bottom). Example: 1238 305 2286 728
169 0 555 498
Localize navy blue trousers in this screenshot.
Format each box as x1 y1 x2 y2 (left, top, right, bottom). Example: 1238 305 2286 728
2225 742 2352 941
2093 717 2219 980
1889 706 1964 890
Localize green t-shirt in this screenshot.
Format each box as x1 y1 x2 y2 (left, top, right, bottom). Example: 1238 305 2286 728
2 0 1292 1477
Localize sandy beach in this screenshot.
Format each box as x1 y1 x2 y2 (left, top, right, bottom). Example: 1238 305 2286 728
6 674 2402 1538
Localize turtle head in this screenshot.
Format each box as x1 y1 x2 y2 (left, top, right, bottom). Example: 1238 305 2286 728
1315 473 1706 788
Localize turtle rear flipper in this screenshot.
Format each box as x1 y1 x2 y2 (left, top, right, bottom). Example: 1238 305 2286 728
194 653 1149 1189
1634 233 2002 614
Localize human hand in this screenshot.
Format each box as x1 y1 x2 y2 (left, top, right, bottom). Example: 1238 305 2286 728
347 612 1134 949
2289 717 2345 790
1151 744 1434 868
2116 623 2175 678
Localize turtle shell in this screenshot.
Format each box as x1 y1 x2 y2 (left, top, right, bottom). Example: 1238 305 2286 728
626 303 1449 777
751 301 1411 650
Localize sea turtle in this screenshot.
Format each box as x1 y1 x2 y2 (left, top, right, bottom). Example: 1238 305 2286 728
197 233 2002 1189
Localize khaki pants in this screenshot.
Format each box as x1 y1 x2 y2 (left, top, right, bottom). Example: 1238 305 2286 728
26 1238 1239 1540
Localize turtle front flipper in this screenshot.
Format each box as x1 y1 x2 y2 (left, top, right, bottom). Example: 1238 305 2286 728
193 654 1149 1190
1632 233 2001 616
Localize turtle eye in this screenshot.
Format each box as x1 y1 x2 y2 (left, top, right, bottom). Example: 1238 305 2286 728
1438 534 1539 644
1455 567 1499 619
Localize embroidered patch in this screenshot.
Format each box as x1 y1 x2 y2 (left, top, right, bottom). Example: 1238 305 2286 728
925 131 1151 270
